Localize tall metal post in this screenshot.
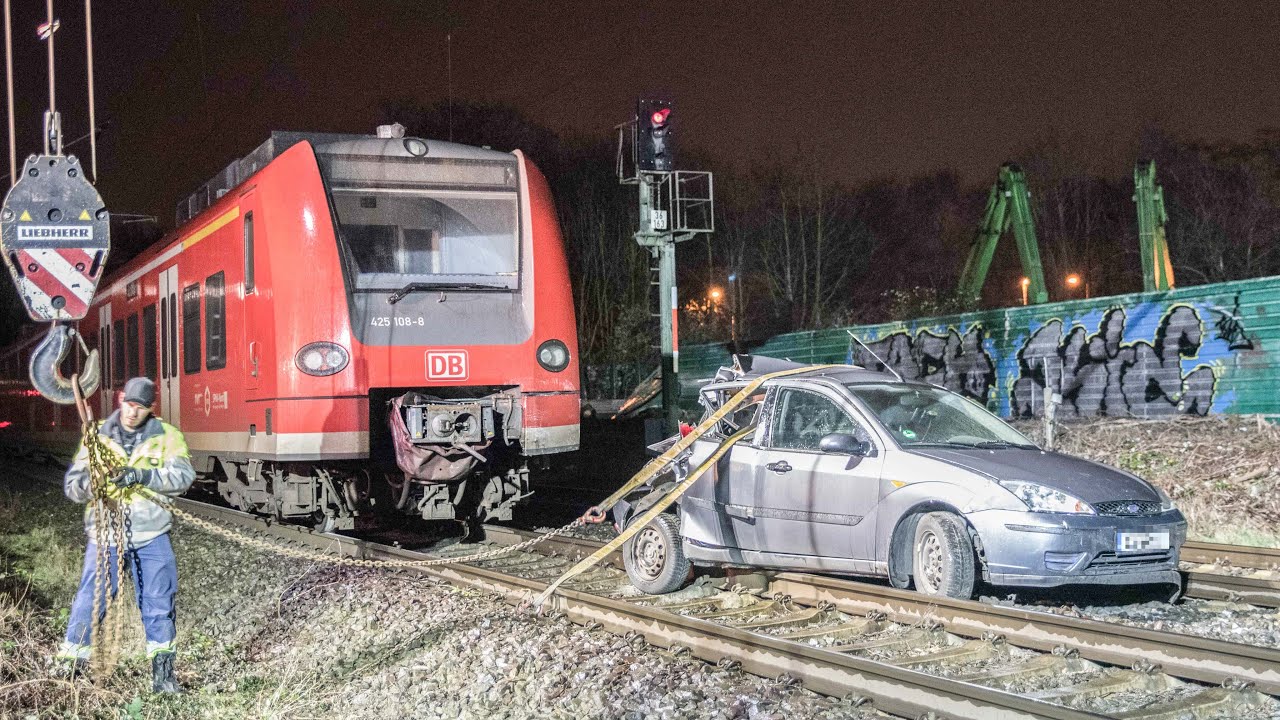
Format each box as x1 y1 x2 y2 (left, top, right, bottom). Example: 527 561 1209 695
618 103 714 436
637 175 680 434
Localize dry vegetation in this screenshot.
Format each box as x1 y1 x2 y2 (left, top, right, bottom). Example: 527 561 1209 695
1016 414 1280 548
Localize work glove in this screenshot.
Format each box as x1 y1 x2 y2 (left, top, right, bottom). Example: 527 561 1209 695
113 467 154 488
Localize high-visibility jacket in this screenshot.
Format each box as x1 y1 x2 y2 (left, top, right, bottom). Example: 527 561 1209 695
64 410 195 546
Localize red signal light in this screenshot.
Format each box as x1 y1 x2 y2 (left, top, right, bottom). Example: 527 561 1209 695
651 108 670 126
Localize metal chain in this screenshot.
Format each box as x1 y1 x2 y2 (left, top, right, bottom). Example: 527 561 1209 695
80 419 130 680
165 503 591 568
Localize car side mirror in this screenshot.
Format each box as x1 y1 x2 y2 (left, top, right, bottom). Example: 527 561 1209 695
819 433 870 456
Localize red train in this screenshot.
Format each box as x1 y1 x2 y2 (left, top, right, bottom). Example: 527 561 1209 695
0 126 581 529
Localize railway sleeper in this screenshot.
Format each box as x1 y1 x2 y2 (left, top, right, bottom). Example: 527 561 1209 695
1113 685 1267 720
888 635 1007 670
692 598 784 621
734 605 832 631
1031 668 1175 702
953 651 1095 686
830 625 949 654
778 616 883 642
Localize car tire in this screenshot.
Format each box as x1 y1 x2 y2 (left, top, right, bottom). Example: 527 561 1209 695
912 512 976 599
623 513 691 595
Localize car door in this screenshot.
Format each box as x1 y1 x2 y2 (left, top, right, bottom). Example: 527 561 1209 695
679 388 766 553
750 386 884 561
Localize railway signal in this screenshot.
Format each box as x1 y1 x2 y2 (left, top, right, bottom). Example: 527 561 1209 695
637 99 673 171
616 98 714 434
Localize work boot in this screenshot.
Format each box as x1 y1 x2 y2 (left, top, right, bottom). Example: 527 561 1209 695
150 652 181 694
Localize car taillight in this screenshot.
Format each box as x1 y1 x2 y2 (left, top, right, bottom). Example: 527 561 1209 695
536 339 570 372
295 342 349 376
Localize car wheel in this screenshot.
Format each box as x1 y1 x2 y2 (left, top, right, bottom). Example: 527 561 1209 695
623 513 691 595
912 512 976 599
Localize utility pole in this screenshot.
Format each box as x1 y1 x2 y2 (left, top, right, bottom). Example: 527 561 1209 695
617 99 714 434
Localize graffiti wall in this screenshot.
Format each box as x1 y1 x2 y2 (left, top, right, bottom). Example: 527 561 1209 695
680 276 1280 419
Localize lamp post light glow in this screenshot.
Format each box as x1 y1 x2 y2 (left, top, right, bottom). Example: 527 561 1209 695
709 286 724 301
1065 273 1088 298
1019 277 1030 306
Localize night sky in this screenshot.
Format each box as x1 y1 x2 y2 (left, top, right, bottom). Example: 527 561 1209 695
4 1 1278 230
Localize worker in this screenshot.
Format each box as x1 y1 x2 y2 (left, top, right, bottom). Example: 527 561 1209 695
52 377 194 693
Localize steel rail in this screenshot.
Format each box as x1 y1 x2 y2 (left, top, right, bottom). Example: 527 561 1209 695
485 525 1280 695
1182 540 1280 570
170 498 1107 720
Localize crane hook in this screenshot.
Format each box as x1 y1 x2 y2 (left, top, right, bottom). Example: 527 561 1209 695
29 322 100 405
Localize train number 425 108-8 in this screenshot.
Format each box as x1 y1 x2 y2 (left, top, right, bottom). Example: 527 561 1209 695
370 316 425 327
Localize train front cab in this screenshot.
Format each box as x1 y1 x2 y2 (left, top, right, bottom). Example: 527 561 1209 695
210 136 580 527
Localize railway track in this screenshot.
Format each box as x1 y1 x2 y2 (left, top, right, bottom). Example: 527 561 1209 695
1182 541 1280 608
169 496 1280 720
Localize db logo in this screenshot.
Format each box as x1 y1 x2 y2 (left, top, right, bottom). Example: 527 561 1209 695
425 350 468 380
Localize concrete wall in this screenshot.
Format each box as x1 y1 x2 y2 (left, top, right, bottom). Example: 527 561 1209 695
679 275 1280 419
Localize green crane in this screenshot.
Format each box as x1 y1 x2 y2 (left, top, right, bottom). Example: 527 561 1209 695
1133 160 1175 291
958 163 1048 307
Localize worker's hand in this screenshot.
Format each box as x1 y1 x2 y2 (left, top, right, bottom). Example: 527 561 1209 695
113 467 153 488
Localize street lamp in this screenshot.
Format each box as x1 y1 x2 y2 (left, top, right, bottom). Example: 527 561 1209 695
1065 273 1088 298
1019 277 1030 306
708 286 724 302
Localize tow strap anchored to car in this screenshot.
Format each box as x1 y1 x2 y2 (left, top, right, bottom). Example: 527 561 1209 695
532 364 840 610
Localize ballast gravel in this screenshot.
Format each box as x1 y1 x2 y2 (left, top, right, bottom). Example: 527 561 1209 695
170 522 886 719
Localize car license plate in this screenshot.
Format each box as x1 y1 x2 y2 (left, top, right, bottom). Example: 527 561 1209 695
1116 531 1170 552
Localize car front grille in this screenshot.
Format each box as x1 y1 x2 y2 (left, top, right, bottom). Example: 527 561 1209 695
1087 550 1173 572
1093 500 1163 516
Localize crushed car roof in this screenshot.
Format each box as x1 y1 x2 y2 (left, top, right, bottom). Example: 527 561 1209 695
713 354 901 385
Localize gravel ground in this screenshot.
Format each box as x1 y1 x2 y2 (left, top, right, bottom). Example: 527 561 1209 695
1 465 886 720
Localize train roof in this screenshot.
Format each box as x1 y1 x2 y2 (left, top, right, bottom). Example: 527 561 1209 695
176 127 515 226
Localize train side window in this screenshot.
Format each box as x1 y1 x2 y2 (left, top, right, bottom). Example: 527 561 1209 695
112 318 125 386
182 283 201 374
243 212 254 294
142 303 158 379
205 271 226 370
126 314 140 378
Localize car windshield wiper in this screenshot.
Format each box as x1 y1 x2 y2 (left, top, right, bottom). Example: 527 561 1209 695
385 282 508 304
944 440 1034 450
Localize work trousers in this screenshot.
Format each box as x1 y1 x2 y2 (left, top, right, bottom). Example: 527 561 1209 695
59 533 178 659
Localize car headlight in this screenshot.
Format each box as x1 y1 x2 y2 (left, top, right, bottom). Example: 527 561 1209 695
295 342 349 376
1000 480 1095 514
1153 484 1176 512
537 339 570 372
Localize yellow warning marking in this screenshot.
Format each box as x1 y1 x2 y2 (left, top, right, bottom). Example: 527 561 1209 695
78 209 90 220
891 480 906 488
182 207 240 250
18 210 30 221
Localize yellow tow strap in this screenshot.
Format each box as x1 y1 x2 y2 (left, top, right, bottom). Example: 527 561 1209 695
535 363 840 608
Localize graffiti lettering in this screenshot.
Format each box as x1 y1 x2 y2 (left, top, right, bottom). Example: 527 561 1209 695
1212 294 1255 351
850 325 995 403
1012 306 1216 419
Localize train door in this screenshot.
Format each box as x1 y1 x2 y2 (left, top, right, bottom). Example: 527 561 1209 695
97 303 111 418
240 195 262 394
158 265 181 426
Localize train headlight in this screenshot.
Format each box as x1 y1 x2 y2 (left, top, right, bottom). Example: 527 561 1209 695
295 342 349 376
536 339 570 372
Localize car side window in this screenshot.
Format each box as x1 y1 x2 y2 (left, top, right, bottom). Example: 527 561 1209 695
768 388 870 451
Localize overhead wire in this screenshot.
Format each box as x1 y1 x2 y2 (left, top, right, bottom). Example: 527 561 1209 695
45 0 54 153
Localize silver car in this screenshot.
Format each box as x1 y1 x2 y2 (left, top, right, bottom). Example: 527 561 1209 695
615 358 1187 599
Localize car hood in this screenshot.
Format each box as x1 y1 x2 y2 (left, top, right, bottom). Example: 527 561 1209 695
905 446 1159 503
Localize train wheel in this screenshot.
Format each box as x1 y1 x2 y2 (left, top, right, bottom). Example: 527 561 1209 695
623 513 691 595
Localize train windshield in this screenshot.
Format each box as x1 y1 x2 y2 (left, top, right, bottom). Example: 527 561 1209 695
319 153 521 291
